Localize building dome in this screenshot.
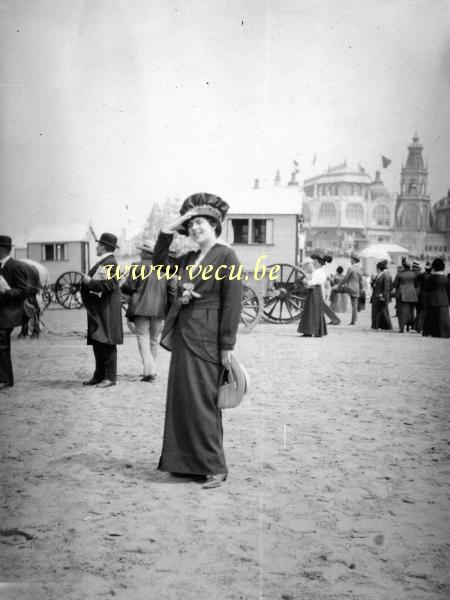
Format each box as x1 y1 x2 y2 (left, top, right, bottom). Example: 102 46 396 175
369 171 390 200
434 190 450 210
405 134 425 170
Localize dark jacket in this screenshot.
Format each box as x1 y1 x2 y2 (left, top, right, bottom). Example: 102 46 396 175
0 257 29 329
370 270 392 304
153 232 242 363
121 259 176 321
80 254 123 345
424 274 450 307
393 270 418 303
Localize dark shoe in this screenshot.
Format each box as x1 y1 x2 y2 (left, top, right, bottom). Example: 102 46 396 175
349 322 355 325
83 377 100 386
301 334 312 337
328 321 340 325
96 379 116 388
0 382 13 391
202 473 227 489
141 374 156 382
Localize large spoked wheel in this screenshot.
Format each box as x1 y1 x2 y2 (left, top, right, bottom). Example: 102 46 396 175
262 264 307 323
54 271 84 309
239 283 263 333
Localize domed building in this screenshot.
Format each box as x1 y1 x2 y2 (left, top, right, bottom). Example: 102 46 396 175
302 162 395 254
428 190 450 257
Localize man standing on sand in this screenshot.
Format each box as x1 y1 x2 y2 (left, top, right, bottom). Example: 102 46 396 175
0 236 29 390
338 252 363 325
80 232 123 388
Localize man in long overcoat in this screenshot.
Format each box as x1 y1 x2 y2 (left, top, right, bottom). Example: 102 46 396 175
0 236 29 389
80 232 123 388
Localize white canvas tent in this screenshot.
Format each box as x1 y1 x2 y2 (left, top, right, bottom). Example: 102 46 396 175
360 243 410 261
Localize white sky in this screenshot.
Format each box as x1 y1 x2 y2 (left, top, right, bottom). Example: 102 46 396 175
1 0 449 240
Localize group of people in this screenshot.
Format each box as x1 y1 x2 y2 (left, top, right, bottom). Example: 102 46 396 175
371 256 450 337
298 251 365 337
0 193 242 489
1 193 450 490
296 247 450 339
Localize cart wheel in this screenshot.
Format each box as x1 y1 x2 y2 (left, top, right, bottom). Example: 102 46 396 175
239 283 263 332
54 271 84 309
262 264 307 323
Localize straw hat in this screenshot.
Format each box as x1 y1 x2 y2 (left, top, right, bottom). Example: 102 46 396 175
217 354 249 409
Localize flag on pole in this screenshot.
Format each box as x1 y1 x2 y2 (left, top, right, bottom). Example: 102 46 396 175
381 155 392 168
312 153 317 165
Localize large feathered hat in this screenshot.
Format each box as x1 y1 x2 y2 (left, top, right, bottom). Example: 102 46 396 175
177 192 229 234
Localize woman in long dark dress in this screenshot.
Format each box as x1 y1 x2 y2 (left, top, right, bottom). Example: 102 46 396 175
297 251 332 337
370 259 393 330
422 258 450 338
152 193 242 489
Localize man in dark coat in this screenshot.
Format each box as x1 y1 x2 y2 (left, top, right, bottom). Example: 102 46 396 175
0 236 29 389
80 232 123 388
338 252 363 325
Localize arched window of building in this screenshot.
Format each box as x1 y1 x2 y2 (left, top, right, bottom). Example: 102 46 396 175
408 180 418 193
302 203 311 223
332 184 338 196
372 205 390 226
402 203 420 228
345 203 364 224
318 202 336 223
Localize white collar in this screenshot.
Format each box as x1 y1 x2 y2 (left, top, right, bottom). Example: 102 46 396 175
96 251 114 261
0 254 12 269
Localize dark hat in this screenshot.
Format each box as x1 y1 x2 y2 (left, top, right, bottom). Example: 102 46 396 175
376 259 388 270
401 256 411 269
431 257 445 272
424 261 432 271
0 235 13 248
178 192 229 234
310 249 332 265
96 232 119 249
350 251 360 262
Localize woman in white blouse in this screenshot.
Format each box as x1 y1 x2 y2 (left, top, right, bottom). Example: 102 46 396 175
298 251 332 337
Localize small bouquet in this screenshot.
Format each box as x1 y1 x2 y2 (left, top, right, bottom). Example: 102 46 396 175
178 283 202 306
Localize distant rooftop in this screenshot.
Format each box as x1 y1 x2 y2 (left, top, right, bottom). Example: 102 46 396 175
223 187 302 216
17 223 97 247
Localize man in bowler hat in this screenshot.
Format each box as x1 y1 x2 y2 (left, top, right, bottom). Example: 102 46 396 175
80 233 123 388
0 236 29 390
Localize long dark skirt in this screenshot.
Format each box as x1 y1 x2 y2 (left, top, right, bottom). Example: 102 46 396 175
397 301 415 330
298 286 327 337
422 306 450 338
371 302 392 330
157 326 227 475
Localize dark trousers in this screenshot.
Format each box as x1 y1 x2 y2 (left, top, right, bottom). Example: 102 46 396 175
349 295 358 324
92 340 117 382
0 328 14 386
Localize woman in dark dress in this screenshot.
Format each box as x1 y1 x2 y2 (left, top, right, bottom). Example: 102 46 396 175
152 193 242 489
297 251 332 337
413 261 432 333
392 258 418 333
370 259 393 330
422 258 450 338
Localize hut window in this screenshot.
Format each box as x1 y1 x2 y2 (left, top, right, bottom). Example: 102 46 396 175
228 218 273 244
42 243 67 261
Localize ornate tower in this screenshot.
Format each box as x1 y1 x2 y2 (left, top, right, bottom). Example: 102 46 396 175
396 134 430 232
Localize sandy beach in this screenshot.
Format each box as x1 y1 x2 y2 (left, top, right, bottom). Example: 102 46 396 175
1 306 449 600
